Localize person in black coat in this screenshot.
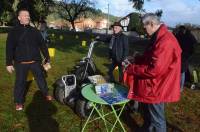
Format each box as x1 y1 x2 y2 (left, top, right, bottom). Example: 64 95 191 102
6 8 52 111
175 25 197 91
97 22 129 82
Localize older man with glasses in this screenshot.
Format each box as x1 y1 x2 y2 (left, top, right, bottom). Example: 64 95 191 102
125 13 181 132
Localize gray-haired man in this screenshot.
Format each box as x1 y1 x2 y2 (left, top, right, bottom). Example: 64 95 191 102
126 13 181 132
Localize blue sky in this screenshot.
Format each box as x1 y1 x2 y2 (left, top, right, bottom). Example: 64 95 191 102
96 0 200 27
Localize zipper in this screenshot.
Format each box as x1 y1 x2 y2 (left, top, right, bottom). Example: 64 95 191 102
24 27 30 60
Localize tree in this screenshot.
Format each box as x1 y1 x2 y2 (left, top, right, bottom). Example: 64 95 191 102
129 0 163 18
127 0 163 34
155 9 163 18
0 0 4 16
128 12 145 34
129 0 150 12
0 0 54 26
0 0 15 26
57 0 94 31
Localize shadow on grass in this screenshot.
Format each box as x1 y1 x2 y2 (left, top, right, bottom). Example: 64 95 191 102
167 121 183 132
121 109 184 132
121 109 140 132
25 91 59 132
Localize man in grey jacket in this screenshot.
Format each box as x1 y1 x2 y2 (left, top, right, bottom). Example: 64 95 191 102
109 22 129 82
97 22 129 82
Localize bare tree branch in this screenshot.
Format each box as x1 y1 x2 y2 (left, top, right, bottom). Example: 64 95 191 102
57 0 94 31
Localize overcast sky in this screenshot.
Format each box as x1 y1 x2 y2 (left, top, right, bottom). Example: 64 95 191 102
96 0 200 27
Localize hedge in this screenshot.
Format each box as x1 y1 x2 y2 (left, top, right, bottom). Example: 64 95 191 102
0 26 12 33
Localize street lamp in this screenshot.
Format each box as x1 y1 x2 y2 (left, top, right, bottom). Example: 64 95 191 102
106 3 109 34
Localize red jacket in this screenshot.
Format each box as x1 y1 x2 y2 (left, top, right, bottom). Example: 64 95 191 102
125 24 182 103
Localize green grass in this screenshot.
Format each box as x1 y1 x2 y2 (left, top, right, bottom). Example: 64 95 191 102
0 32 110 132
1 32 200 132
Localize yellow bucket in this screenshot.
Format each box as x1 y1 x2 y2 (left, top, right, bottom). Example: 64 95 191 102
82 41 86 47
193 70 198 83
48 48 55 58
59 35 63 40
27 71 34 81
113 66 119 82
75 35 79 39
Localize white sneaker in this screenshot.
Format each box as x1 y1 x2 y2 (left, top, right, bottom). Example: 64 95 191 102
15 104 23 111
190 84 196 90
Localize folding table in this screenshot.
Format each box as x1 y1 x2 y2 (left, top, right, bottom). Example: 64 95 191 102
81 83 129 132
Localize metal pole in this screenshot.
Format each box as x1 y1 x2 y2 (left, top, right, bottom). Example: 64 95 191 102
106 3 109 34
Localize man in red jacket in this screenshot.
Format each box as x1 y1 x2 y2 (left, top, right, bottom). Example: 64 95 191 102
126 13 181 132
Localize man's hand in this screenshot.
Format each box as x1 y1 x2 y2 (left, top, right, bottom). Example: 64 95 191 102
6 65 15 74
43 63 51 71
122 59 131 71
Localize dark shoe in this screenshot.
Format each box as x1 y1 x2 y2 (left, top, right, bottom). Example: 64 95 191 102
15 104 23 111
135 126 146 132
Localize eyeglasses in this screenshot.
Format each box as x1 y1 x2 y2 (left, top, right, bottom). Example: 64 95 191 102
143 21 150 26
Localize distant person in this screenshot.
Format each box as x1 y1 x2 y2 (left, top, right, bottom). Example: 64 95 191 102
39 20 50 47
175 25 197 91
6 8 52 111
96 22 129 82
125 13 181 132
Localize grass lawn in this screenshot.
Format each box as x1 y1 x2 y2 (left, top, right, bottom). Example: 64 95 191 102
0 31 200 132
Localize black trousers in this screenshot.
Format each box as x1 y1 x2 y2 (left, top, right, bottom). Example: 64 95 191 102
14 62 48 104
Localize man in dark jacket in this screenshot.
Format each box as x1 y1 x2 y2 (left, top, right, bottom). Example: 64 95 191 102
175 25 197 91
97 22 129 82
6 8 52 111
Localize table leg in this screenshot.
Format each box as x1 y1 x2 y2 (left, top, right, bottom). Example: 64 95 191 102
93 104 109 132
82 103 110 132
81 102 96 132
110 103 127 132
82 102 128 132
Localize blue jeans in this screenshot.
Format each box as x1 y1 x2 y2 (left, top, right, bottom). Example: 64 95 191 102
180 72 185 92
141 103 166 132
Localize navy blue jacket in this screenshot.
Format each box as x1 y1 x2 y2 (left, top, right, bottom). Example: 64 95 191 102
6 24 50 66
